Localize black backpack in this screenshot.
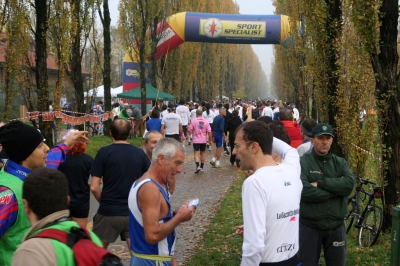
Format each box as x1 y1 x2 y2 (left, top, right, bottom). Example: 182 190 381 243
29 226 122 266
252 107 260 119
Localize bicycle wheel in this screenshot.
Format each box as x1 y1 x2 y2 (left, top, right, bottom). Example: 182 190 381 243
345 197 356 233
358 205 383 247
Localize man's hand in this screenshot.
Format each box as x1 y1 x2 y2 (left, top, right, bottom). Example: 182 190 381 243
175 199 196 223
64 131 88 148
311 182 317 187
235 225 244 237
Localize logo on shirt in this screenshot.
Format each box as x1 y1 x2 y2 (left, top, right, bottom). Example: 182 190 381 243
199 121 204 129
309 170 323 174
277 243 296 253
289 216 296 222
284 181 291 186
16 170 28 177
0 191 13 205
276 208 299 220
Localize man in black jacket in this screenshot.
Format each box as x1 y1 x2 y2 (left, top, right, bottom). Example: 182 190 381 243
299 123 355 266
226 110 242 166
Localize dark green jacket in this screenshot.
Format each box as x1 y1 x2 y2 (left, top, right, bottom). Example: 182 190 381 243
300 150 355 229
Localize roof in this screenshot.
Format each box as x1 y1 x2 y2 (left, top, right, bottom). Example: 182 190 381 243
117 84 176 101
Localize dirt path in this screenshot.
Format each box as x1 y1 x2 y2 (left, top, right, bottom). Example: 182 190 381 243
172 148 241 264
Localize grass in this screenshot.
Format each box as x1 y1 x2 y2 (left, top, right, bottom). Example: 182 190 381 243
86 135 143 158
188 174 392 266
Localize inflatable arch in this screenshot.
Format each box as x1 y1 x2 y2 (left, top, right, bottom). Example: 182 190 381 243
123 12 292 91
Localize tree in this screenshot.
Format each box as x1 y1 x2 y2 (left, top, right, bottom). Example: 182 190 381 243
97 0 111 135
351 0 400 229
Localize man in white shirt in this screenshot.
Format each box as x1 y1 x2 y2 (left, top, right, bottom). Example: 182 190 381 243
233 121 302 266
176 99 191 146
161 106 183 142
291 103 299 121
161 105 169 118
261 102 274 118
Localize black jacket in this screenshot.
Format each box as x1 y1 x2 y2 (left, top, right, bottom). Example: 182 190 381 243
227 116 243 142
300 150 355 229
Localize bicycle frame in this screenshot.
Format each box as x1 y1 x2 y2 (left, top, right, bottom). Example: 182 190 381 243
352 183 376 229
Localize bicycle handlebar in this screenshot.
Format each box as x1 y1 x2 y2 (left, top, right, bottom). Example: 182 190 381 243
356 176 377 186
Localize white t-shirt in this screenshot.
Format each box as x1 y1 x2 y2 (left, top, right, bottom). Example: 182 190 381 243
161 110 169 118
202 110 216 124
190 109 197 121
241 138 302 265
262 106 273 117
236 106 243 119
176 105 191 126
293 108 299 121
161 113 182 135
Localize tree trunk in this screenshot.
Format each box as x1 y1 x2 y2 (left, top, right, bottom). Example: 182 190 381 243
325 0 343 156
370 0 400 230
35 0 53 147
139 29 147 116
102 0 111 135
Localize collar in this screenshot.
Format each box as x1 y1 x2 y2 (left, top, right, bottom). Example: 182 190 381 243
301 137 311 144
312 148 333 160
5 160 31 181
24 210 70 241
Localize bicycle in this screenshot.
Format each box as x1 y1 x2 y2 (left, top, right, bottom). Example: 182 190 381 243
85 121 98 137
345 176 384 247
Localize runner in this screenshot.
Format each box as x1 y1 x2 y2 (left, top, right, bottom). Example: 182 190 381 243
188 109 212 173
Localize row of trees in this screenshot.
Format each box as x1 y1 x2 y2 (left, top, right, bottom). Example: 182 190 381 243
271 0 400 228
0 0 268 146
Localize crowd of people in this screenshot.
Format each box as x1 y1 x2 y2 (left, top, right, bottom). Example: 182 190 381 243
0 97 356 266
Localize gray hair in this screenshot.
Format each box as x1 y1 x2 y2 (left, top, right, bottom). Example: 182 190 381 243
151 138 185 164
144 130 162 143
219 107 226 114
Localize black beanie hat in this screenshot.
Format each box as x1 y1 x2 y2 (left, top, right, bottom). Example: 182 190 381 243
0 121 44 163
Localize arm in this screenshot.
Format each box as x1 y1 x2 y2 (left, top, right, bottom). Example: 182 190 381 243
46 131 89 169
161 123 165 137
90 176 102 203
241 178 265 266
300 160 336 203
179 123 183 137
316 158 355 197
272 137 300 172
0 188 17 237
139 183 194 244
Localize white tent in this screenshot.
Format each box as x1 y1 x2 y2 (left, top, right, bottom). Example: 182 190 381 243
84 85 123 98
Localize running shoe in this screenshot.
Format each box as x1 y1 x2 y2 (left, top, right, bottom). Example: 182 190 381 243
224 151 230 156
206 142 209 149
210 161 216 167
195 166 201 173
215 164 221 168
200 167 204 172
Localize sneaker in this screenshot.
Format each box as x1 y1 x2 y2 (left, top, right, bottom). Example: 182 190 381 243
188 140 191 145
224 151 229 156
206 143 209 149
210 161 216 167
208 147 212 151
215 164 221 168
200 167 204 172
195 166 201 173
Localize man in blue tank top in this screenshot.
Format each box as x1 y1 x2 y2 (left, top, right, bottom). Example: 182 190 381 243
128 138 197 266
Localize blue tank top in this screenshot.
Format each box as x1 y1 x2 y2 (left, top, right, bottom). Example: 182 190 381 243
128 178 175 256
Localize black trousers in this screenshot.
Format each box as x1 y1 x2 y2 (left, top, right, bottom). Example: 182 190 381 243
299 222 346 266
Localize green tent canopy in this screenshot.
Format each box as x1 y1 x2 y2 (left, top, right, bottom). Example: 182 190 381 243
117 84 176 101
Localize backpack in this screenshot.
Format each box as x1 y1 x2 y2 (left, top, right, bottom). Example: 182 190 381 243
252 107 260 119
29 226 122 266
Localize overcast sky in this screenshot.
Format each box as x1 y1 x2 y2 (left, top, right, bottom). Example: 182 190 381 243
108 0 276 79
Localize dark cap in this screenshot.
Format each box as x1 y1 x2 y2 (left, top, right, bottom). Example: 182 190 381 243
311 123 334 138
98 101 103 105
0 121 45 163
